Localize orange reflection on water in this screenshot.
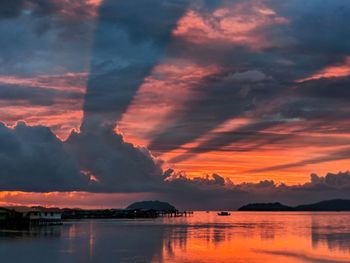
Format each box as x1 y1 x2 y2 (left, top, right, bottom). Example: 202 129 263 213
1 212 350 262
155 212 350 263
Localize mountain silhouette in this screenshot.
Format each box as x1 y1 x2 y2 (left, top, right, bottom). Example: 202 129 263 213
238 199 350 211
127 201 176 211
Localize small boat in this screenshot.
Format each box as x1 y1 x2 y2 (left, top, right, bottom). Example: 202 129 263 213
217 211 231 216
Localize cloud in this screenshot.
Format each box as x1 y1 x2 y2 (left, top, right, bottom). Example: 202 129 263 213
0 119 166 193
0 0 100 21
1 0 350 210
0 0 26 19
145 0 350 163
0 0 98 77
81 0 188 132
309 171 350 188
172 0 289 50
168 119 288 163
0 73 88 93
0 73 87 139
246 147 350 174
297 56 350 82
98 0 188 44
0 120 350 210
0 122 89 191
0 1 187 195
161 171 350 210
227 70 271 82
0 121 165 193
148 72 286 154
0 83 82 106
118 60 222 146
66 127 165 193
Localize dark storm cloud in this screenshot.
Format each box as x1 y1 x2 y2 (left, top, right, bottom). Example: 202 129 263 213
0 0 97 76
0 122 89 192
66 128 165 193
0 122 164 193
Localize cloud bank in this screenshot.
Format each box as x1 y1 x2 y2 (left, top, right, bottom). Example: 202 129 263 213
0 0 350 209
1 121 350 209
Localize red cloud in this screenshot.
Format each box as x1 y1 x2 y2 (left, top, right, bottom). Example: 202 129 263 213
173 1 288 50
298 57 350 82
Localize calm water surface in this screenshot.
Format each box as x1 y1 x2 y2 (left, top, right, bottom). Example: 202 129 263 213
0 212 350 263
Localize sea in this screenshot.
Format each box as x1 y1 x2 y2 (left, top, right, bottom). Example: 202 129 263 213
0 212 349 263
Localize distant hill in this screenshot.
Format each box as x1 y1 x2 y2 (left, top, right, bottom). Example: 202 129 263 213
238 202 294 211
295 199 350 211
238 199 350 211
127 201 176 211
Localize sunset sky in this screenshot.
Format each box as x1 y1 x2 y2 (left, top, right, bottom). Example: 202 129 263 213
0 0 350 209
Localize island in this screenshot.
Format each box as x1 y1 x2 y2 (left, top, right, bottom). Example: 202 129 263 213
238 202 294 211
127 200 176 211
238 199 350 211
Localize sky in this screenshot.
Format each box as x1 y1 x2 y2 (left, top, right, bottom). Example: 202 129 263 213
0 0 350 209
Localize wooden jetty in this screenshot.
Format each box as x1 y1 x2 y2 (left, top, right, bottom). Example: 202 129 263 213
1 207 194 225
159 211 194 217
62 209 194 219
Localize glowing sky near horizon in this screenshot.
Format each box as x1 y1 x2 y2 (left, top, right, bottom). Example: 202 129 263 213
1 0 350 208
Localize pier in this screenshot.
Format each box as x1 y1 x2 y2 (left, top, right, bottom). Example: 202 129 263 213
62 209 194 219
1 206 194 226
159 211 194 217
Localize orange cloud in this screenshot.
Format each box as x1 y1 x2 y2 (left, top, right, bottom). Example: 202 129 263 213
298 56 350 82
119 60 221 146
163 146 350 185
0 72 88 93
0 72 87 140
0 105 83 140
88 0 103 6
173 1 288 50
0 191 157 209
159 117 350 185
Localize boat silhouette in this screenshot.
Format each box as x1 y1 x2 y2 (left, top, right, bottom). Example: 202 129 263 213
217 211 231 216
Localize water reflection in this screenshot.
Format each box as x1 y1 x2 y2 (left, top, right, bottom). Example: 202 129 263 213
0 213 350 262
0 225 62 238
311 214 350 253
